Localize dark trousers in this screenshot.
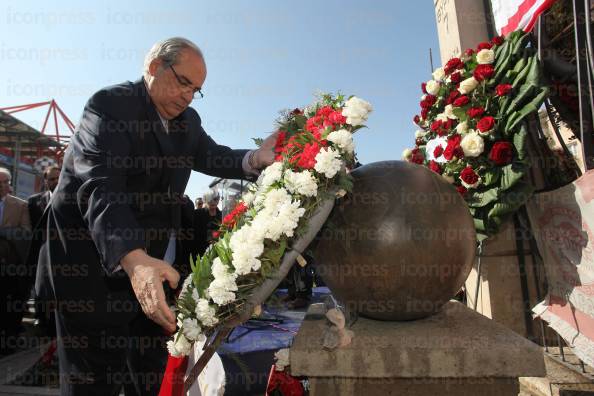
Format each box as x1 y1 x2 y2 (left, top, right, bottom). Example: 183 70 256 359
55 309 168 396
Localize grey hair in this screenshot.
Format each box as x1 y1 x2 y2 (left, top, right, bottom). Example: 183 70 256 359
143 37 203 78
0 167 11 181
203 189 220 204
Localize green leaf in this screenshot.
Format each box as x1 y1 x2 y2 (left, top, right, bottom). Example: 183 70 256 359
500 163 526 191
452 107 468 122
252 138 264 147
467 187 499 208
487 182 534 218
507 87 549 131
505 82 537 116
513 125 528 160
482 168 501 186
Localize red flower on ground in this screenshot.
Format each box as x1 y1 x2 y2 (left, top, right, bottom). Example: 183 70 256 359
496 84 512 96
473 64 495 82
460 166 480 186
476 116 495 132
467 107 485 118
489 142 514 165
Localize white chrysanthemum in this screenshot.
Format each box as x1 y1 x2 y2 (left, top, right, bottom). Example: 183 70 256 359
432 67 445 81
425 80 441 96
425 137 448 163
460 132 485 157
208 258 238 306
195 299 219 327
182 318 204 342
314 147 343 179
327 129 355 154
456 121 469 135
251 197 305 241
444 104 458 120
283 169 318 197
341 96 373 126
258 161 284 188
167 333 192 357
458 77 479 94
476 49 495 64
229 225 264 275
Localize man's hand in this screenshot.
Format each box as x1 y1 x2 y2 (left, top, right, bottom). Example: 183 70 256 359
121 249 180 333
253 131 279 169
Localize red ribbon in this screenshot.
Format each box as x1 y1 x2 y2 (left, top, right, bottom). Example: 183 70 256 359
158 354 189 396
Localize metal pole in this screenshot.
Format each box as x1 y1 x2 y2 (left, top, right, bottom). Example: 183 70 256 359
429 48 434 73
572 0 594 169
557 333 566 362
12 137 21 196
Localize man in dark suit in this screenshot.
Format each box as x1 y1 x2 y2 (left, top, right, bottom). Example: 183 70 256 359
36 37 275 396
27 165 61 334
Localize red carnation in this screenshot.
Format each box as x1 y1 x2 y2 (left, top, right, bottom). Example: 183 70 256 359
328 110 346 125
291 108 303 115
421 94 437 109
450 72 462 84
429 160 442 174
446 90 460 105
421 82 427 94
421 108 429 120
477 116 496 132
477 42 493 50
433 145 444 158
491 36 504 46
467 107 485 118
456 185 468 196
414 115 421 125
293 141 321 169
489 142 514 165
453 95 470 107
496 84 512 96
460 166 480 186
410 148 424 164
473 64 495 82
444 57 463 75
443 134 463 160
464 48 475 58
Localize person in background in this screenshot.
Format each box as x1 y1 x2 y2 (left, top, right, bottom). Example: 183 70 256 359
27 165 61 335
194 197 203 209
0 167 31 354
193 190 222 256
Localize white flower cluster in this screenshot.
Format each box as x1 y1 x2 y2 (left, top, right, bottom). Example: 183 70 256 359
229 225 264 275
327 129 355 154
341 96 373 126
314 147 342 178
283 169 318 197
167 334 192 357
195 298 218 327
207 258 238 306
460 131 485 157
252 188 305 242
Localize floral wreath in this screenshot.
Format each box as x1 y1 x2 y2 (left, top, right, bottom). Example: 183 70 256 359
168 93 372 356
404 31 548 240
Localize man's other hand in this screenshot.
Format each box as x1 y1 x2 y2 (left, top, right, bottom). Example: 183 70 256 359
253 131 279 169
121 249 180 333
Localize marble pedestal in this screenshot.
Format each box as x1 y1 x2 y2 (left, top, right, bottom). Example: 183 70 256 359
289 301 545 395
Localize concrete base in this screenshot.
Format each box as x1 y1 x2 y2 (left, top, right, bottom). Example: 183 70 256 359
290 301 546 395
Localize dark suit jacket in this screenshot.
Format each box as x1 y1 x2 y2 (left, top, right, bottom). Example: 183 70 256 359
37 78 249 326
28 191 50 230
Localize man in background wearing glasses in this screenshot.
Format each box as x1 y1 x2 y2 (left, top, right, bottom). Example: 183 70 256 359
37 37 276 396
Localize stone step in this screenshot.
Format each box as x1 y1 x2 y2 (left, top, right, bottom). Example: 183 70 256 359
520 348 594 396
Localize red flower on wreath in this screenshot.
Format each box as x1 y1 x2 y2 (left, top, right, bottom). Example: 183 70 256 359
467 107 485 118
496 84 512 96
443 134 463 160
429 160 442 174
433 145 444 158
460 166 480 186
473 64 495 82
450 71 462 84
491 36 504 46
456 185 468 196
292 141 321 169
222 202 249 230
477 42 493 50
477 116 495 133
444 57 464 75
489 142 514 165
453 95 470 107
410 148 424 164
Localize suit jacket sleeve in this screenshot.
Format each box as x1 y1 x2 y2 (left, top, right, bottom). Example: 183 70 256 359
19 201 31 231
189 111 250 180
71 104 146 274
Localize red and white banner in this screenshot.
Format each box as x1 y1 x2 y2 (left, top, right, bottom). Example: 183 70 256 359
527 170 594 367
491 0 558 35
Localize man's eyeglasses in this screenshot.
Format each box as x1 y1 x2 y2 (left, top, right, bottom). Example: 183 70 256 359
169 64 204 99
